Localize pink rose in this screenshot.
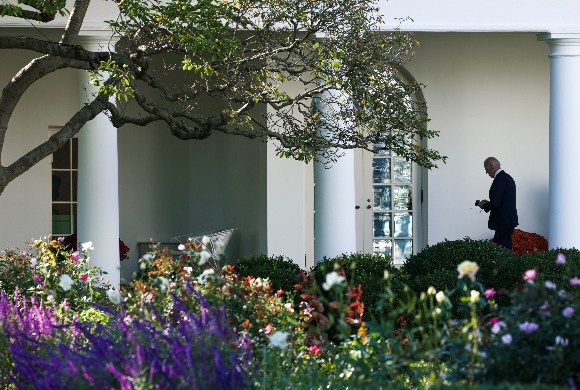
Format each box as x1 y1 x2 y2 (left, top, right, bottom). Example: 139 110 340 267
264 324 274 335
524 269 536 281
484 288 496 299
555 253 566 265
80 274 88 282
570 277 580 285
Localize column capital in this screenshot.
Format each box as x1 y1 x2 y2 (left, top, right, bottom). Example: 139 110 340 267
538 32 580 57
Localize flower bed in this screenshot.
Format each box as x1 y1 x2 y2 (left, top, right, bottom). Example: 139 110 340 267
0 236 577 388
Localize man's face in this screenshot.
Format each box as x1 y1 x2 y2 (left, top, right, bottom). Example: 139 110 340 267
484 163 495 178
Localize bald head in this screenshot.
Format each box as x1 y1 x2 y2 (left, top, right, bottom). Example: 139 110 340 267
484 157 501 178
484 157 500 168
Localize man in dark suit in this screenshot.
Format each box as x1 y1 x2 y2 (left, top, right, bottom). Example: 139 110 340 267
477 157 518 249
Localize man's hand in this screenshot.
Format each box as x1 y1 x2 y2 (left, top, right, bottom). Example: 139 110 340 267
478 199 489 209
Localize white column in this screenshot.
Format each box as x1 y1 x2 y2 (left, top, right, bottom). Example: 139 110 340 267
314 89 357 262
77 37 120 288
539 33 580 250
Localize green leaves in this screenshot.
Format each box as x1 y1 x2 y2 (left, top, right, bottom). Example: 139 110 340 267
89 59 135 102
107 0 445 168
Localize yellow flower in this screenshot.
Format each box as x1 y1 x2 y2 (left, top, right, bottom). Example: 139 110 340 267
427 286 437 295
470 290 480 303
457 261 479 281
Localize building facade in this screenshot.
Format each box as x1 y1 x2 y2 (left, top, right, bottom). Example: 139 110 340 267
2 0 579 285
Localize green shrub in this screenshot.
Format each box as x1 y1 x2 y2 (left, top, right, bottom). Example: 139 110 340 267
401 238 516 309
495 248 580 293
311 252 399 321
233 254 302 299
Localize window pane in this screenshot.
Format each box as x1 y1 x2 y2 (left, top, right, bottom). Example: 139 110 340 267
373 239 392 258
393 185 412 210
373 213 391 238
52 141 70 169
393 158 412 183
372 158 391 183
52 171 71 201
72 171 78 201
52 204 71 235
393 239 413 264
72 203 77 234
394 212 412 237
373 186 391 210
372 142 391 156
72 138 78 169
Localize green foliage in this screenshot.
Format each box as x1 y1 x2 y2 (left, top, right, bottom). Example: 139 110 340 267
401 238 516 308
311 252 399 321
233 254 302 299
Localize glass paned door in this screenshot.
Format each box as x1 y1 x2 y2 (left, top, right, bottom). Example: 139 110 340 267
364 147 416 265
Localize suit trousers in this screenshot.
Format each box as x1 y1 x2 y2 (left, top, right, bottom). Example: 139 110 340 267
493 228 515 250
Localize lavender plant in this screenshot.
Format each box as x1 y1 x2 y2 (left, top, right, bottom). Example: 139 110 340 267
0 290 68 388
6 288 254 389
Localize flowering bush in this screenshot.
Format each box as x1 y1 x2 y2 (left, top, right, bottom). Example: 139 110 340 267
233 254 302 302
125 242 293 348
482 253 580 385
0 237 113 315
124 243 204 319
311 252 400 322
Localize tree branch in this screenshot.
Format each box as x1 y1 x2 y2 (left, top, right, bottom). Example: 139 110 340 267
61 0 92 45
1 95 109 185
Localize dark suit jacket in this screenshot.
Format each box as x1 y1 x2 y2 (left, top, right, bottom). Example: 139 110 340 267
482 170 518 231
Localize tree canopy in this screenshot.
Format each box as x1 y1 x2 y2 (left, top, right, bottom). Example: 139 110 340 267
0 0 446 195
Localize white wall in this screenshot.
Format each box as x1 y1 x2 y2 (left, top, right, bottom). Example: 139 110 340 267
405 33 550 244
186 131 268 265
378 0 580 32
0 49 78 250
